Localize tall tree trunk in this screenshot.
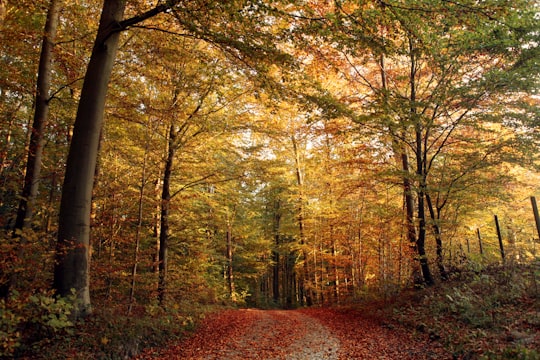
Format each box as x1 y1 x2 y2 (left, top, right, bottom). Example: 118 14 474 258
158 124 176 306
416 178 433 285
14 0 60 232
285 251 296 308
272 199 281 304
331 238 340 304
153 178 161 274
410 37 434 286
53 0 125 316
128 133 149 315
401 154 418 251
425 192 448 280
44 169 57 233
0 0 60 298
381 46 421 287
0 0 61 299
392 149 423 286
226 218 235 300
52 1 179 315
291 135 313 306
0 110 15 181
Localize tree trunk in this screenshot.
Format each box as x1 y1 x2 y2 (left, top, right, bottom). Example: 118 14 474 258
415 133 434 286
331 239 340 304
53 0 126 317
158 124 176 306
425 192 447 280
14 0 60 232
128 133 149 315
401 154 418 249
153 178 161 273
382 43 421 287
285 251 296 308
0 0 61 299
291 135 313 306
409 37 434 286
226 220 235 300
272 199 281 304
52 1 181 315
397 152 424 286
416 183 434 285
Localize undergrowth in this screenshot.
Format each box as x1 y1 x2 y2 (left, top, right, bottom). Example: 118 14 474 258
391 262 540 359
1 295 224 359
3 261 538 359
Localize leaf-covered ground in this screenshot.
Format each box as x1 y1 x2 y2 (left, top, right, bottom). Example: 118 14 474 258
138 307 450 359
10 265 537 359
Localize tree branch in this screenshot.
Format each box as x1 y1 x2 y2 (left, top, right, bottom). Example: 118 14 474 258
101 1 181 43
47 77 85 103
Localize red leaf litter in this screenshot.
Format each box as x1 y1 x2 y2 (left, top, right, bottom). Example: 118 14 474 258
138 308 451 359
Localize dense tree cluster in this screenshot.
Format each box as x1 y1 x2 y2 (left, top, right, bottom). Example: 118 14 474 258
0 0 538 321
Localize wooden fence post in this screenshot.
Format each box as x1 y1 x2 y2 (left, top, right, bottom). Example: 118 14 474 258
476 228 484 255
494 215 505 263
531 196 540 242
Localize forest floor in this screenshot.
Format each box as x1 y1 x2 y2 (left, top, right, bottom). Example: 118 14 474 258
137 307 450 360
11 264 539 359
136 264 540 360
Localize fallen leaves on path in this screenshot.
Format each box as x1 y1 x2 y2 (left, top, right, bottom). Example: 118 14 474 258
301 307 450 359
139 307 451 359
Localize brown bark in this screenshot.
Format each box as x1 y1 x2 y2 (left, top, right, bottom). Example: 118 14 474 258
381 47 421 286
0 0 61 299
53 0 176 317
425 192 448 280
226 219 235 299
331 239 340 304
14 0 61 232
291 135 313 306
272 199 281 303
401 154 417 250
410 38 434 286
53 0 126 316
128 133 150 315
158 124 176 306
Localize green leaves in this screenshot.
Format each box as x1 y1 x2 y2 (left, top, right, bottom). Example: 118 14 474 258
28 291 75 333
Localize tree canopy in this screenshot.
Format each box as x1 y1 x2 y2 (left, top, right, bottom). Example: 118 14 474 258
0 0 538 353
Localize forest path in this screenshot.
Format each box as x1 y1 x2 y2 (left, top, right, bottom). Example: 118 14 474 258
139 308 450 359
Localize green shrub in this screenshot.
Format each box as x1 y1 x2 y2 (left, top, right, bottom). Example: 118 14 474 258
0 297 22 357
26 291 75 336
0 290 76 357
444 286 494 328
482 346 540 360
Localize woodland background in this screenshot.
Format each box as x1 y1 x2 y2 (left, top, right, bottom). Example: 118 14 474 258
0 0 539 357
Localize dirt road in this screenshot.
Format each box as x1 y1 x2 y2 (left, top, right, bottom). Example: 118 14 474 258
140 308 450 359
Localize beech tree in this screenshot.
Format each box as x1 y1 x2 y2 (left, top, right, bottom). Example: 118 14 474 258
13 0 60 233
1 0 536 327
0 0 61 298
53 0 307 314
297 0 540 286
